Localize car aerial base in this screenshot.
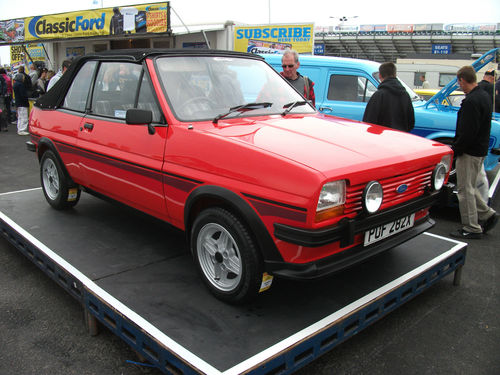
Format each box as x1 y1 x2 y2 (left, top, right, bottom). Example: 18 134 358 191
0 188 467 375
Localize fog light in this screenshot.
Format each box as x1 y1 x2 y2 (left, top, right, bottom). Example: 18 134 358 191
432 163 447 191
363 181 383 214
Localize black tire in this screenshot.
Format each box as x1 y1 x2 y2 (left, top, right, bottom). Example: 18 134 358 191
190 207 264 304
40 150 81 210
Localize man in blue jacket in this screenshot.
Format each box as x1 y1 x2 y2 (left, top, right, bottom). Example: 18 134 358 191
451 66 498 239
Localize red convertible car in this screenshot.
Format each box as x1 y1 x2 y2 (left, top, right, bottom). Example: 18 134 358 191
28 50 452 303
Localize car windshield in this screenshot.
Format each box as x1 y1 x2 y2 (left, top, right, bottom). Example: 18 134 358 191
156 55 316 122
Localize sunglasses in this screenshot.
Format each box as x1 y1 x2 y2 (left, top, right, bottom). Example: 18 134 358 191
282 64 295 68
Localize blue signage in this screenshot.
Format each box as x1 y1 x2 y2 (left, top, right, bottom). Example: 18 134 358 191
314 43 325 55
432 44 451 54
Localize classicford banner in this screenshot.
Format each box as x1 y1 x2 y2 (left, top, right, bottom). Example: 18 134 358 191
234 24 314 54
23 2 170 41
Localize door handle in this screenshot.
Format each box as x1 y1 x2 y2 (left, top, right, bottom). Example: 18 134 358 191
319 106 333 113
83 123 94 130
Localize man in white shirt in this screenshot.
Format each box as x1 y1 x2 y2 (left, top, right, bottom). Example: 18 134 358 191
47 60 72 91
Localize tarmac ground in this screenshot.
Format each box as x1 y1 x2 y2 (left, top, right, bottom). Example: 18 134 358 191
0 121 499 375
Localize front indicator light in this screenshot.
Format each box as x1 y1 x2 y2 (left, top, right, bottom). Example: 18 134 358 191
315 205 345 222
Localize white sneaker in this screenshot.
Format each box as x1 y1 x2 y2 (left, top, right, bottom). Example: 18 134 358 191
18 131 29 135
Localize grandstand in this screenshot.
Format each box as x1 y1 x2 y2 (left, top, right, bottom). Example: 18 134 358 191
314 23 500 62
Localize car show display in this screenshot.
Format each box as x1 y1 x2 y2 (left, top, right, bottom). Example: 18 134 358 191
0 187 467 375
27 49 453 304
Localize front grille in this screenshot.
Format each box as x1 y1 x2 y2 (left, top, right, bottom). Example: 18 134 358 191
344 166 434 215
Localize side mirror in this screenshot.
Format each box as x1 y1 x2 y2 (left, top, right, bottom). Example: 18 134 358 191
126 108 155 135
126 108 153 125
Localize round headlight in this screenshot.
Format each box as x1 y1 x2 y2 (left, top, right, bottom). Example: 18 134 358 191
432 163 447 191
363 181 383 214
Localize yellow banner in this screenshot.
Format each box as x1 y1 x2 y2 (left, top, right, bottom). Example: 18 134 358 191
234 24 314 55
24 2 169 41
10 45 26 64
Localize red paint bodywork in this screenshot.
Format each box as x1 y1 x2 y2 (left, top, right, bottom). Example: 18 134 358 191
29 53 452 271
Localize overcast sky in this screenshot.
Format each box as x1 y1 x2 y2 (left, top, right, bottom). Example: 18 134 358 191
1 0 500 64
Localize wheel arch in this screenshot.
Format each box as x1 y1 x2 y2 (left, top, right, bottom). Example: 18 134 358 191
184 185 283 263
37 137 76 184
424 132 455 143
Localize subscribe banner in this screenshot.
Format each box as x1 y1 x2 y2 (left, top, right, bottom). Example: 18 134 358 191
23 2 169 41
234 24 314 54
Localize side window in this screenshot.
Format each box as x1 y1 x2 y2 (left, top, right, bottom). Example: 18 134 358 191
327 74 361 102
137 74 162 123
91 62 141 118
413 72 424 87
63 61 97 111
439 73 455 87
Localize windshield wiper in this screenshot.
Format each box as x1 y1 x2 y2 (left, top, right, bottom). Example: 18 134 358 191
281 100 309 116
213 102 272 123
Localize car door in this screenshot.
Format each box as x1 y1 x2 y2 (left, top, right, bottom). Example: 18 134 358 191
76 61 168 220
318 72 378 121
56 60 98 184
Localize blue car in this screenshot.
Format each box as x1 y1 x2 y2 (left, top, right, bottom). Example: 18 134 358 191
263 49 500 200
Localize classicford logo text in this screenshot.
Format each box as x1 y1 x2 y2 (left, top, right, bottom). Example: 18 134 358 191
28 14 106 37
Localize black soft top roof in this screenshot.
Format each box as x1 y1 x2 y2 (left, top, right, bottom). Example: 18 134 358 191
35 49 263 109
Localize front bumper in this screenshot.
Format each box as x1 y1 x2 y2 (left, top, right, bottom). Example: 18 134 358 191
274 191 440 248
266 216 434 280
267 191 440 280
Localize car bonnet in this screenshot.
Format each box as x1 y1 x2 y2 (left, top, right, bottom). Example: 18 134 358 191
203 114 449 178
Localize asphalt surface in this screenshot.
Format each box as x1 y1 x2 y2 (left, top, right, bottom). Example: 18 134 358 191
0 121 499 375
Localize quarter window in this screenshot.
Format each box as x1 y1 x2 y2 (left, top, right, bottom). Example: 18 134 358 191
63 61 97 112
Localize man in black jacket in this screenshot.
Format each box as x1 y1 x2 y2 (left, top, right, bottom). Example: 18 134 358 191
451 66 498 239
477 69 495 104
362 62 414 132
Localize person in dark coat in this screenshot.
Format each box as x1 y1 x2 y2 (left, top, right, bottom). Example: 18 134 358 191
363 62 415 132
477 69 495 105
450 65 498 239
17 65 33 98
13 73 30 135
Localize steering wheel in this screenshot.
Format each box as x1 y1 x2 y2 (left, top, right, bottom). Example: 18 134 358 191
180 96 217 114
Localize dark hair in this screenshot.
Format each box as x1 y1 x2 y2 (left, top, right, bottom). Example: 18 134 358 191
62 59 72 70
379 62 396 79
484 69 495 77
0 68 6 74
457 66 476 84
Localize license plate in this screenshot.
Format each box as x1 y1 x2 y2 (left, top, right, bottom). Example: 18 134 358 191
364 213 415 246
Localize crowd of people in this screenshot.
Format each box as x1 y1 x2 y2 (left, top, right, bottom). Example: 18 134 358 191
0 60 71 135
